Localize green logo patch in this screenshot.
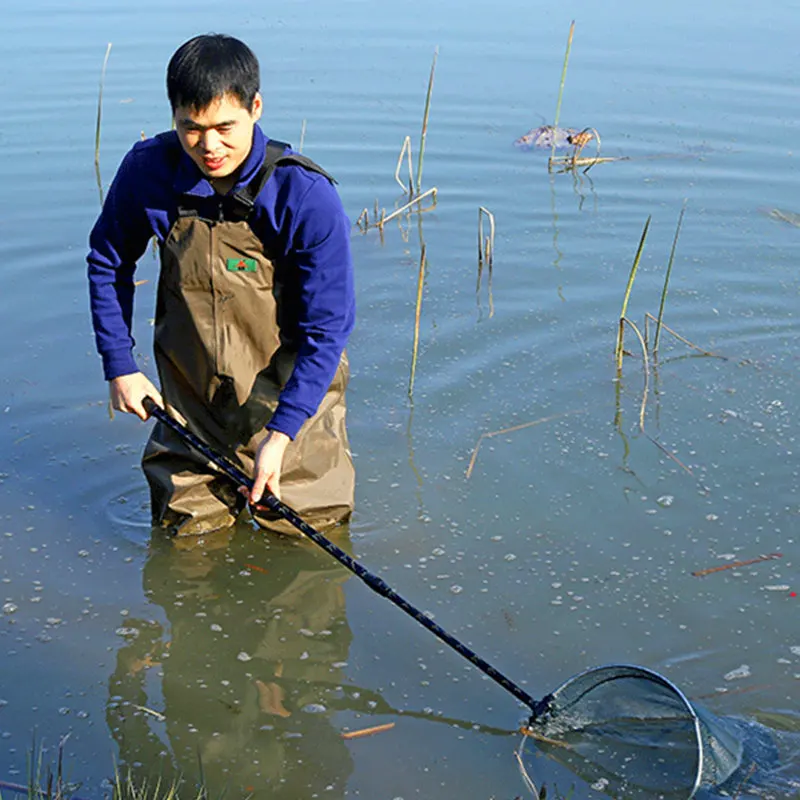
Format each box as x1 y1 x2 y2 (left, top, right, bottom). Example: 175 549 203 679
226 257 257 272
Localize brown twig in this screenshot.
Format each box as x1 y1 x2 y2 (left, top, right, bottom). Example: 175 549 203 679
466 410 584 479
644 433 694 476
519 726 572 749
692 553 782 577
644 313 726 359
341 722 396 740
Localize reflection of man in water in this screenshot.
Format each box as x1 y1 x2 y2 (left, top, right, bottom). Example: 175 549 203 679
107 527 354 797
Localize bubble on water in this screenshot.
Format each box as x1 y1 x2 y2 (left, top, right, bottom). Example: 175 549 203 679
2 603 17 615
76 710 90 719
78 550 89 558
302 704 327 714
58 707 70 716
723 664 751 681
432 548 445 556
705 514 719 522
490 536 503 542
764 585 790 592
449 585 463 595
657 495 674 508
237 652 252 662
210 624 222 632
115 627 139 639
790 646 800 656
298 629 315 637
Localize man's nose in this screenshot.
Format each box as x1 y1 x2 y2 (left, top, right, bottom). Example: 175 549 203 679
200 129 222 151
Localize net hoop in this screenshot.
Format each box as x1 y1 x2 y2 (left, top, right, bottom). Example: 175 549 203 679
540 663 706 797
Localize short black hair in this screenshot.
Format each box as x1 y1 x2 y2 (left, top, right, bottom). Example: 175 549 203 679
167 34 260 112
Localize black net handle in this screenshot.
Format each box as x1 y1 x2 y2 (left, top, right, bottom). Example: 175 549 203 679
143 397 546 717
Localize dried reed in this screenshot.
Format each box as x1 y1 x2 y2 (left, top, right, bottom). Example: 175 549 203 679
298 118 307 153
395 135 414 195
477 207 496 317
408 244 427 398
94 43 112 204
416 48 438 195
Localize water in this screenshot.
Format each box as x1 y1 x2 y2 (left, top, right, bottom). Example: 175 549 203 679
1 0 799 797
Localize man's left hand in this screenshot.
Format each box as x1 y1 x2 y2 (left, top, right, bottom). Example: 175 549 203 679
248 430 291 505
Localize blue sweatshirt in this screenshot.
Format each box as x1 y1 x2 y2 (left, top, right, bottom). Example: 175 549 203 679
87 124 355 440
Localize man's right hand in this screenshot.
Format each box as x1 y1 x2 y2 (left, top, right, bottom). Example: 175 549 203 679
109 372 163 421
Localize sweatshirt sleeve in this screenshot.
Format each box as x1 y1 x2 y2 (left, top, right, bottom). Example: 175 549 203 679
87 146 153 380
266 173 355 439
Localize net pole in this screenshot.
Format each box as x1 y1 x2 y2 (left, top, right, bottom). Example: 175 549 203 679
144 399 543 714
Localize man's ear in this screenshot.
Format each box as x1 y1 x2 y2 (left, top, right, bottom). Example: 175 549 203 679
251 93 263 121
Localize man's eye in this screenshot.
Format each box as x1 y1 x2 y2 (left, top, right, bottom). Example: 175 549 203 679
217 125 233 134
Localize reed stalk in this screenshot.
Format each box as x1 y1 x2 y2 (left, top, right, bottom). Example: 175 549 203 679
615 215 651 372
395 135 414 194
94 43 112 168
622 317 649 430
298 118 307 153
94 42 112 204
408 245 427 398
653 202 686 356
549 21 575 166
378 187 437 229
477 207 496 317
415 48 438 195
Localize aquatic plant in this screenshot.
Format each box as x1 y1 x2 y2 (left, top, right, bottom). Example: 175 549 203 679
615 215 651 373
408 244 427 398
415 47 438 195
477 207 496 317
94 43 113 204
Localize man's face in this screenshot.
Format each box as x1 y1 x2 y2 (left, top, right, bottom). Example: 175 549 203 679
174 92 263 183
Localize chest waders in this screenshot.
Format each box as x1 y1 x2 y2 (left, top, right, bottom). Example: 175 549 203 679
142 143 354 536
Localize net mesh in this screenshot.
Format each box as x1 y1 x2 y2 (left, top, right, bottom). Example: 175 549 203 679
526 665 746 797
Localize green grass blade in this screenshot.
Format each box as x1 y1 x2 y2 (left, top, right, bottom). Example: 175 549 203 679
615 215 651 371
654 202 686 356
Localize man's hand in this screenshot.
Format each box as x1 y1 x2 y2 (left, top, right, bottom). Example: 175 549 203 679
249 430 291 505
109 372 163 421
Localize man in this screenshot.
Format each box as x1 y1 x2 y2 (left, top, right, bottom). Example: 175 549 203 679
88 34 355 535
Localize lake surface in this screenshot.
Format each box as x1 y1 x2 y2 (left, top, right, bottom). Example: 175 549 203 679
1 0 799 797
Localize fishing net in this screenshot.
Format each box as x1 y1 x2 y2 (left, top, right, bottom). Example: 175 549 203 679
522 665 779 798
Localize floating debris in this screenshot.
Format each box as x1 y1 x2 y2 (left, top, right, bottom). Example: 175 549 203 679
514 124 593 151
764 207 800 228
723 664 751 682
133 704 165 722
341 722 396 740
691 552 782 577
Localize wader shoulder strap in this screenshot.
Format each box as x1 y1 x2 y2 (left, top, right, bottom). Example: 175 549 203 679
225 140 338 221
